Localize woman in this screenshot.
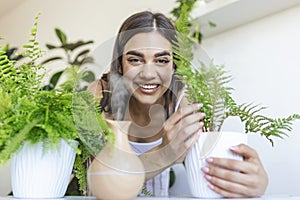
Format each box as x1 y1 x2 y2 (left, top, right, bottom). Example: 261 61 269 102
88 11 268 198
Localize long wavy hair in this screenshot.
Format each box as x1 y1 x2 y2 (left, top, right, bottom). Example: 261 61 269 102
100 11 184 120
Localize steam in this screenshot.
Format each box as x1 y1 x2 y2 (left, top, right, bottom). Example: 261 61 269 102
110 73 131 121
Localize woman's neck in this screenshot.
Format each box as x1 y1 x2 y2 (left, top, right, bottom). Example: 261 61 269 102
125 96 166 143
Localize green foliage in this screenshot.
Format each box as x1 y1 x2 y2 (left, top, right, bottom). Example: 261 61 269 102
225 96 300 145
171 0 202 43
72 142 90 195
73 91 115 156
141 186 154 197
0 14 113 195
171 0 216 44
71 90 115 194
175 59 233 131
171 0 197 17
173 2 300 145
41 28 95 90
22 13 44 62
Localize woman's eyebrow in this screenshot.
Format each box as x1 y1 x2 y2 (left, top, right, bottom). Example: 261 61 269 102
154 51 171 57
125 50 144 57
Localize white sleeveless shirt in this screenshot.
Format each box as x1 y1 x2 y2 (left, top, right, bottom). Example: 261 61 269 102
129 88 186 197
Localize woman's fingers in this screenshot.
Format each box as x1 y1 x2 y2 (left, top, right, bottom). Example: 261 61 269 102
160 103 205 163
202 144 268 198
204 157 255 175
166 103 203 128
162 103 204 143
230 144 260 161
206 182 249 198
202 159 253 185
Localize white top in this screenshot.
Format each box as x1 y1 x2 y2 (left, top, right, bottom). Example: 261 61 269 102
129 138 162 156
129 138 170 197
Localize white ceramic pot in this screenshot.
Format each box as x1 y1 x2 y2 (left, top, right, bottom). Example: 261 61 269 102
185 131 247 198
11 139 78 199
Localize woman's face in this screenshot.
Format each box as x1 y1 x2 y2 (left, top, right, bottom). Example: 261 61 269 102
122 31 174 105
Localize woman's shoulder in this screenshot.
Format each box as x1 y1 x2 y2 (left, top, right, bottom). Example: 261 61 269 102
87 79 108 99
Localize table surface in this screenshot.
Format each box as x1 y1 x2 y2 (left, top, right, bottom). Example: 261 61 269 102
1 195 300 200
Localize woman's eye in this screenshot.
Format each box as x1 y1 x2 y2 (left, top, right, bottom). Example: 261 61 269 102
156 58 170 64
127 58 140 63
127 58 143 65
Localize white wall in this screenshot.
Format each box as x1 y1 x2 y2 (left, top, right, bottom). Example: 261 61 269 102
0 0 176 52
0 0 177 80
202 5 300 195
0 0 176 45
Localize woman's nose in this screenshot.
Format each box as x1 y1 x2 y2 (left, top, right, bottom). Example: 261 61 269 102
139 64 156 79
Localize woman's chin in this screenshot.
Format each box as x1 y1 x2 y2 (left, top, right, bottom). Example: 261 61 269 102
132 93 163 105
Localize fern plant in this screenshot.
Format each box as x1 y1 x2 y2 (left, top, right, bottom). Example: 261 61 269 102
173 4 300 146
0 14 113 195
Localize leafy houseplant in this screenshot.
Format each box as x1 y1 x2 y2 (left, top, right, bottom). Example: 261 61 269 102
41 28 95 91
0 14 113 196
173 3 300 198
173 3 300 145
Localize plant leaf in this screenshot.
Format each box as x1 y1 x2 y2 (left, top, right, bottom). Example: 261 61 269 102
62 40 93 51
41 56 63 65
45 44 58 50
50 71 63 88
81 71 95 82
55 28 67 45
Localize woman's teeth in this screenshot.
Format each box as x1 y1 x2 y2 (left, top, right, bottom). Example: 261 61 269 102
139 84 159 89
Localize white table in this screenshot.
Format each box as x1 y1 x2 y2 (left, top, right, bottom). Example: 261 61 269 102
1 195 300 200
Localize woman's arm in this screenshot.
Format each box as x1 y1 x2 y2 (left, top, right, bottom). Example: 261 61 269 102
201 144 268 198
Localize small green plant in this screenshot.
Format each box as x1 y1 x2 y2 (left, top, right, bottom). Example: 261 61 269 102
170 0 216 44
41 28 95 90
0 14 113 195
173 4 300 146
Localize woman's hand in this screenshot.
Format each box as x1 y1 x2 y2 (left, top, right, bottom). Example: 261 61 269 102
159 103 205 163
201 144 268 198
139 102 205 180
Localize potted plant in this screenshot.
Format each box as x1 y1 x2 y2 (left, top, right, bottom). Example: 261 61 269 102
173 4 300 198
41 28 95 91
0 14 113 198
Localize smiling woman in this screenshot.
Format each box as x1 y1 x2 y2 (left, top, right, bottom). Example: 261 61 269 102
87 10 268 198
122 32 174 106
87 11 199 197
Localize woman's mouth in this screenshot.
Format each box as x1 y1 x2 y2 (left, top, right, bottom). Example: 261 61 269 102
137 83 160 94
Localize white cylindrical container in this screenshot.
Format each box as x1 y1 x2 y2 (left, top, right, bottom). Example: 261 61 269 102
11 139 77 199
185 131 247 198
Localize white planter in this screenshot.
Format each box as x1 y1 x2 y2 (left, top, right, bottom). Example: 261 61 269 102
11 139 77 199
185 131 247 198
